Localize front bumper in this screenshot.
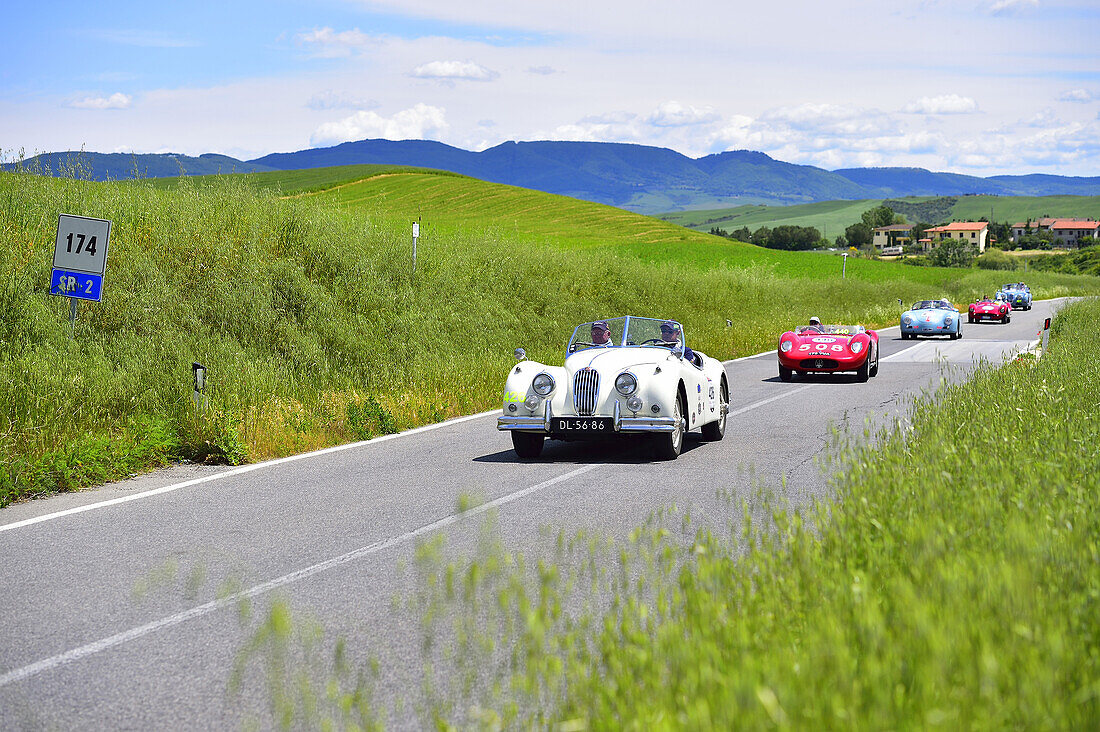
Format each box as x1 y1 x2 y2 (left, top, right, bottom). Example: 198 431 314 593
903 323 952 334
497 400 681 434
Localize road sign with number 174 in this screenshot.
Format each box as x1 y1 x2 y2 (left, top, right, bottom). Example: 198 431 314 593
51 214 111 302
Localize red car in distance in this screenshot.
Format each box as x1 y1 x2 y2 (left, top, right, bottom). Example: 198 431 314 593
968 296 1011 324
777 324 880 382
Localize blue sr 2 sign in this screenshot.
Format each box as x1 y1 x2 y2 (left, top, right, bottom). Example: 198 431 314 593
51 270 103 301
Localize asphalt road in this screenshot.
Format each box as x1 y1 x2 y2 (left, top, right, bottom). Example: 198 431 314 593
0 300 1062 730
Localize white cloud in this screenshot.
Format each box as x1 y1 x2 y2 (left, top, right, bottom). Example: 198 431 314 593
410 60 498 82
307 91 379 111
989 0 1039 14
645 101 720 127
85 29 196 48
69 93 132 110
526 66 558 75
902 94 979 114
1059 88 1094 103
310 103 449 146
296 27 376 58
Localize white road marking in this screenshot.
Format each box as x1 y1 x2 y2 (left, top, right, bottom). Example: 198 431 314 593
0 464 597 688
0 409 499 534
728 384 815 417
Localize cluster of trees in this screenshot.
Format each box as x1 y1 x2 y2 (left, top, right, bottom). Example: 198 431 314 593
843 205 905 248
710 224 827 251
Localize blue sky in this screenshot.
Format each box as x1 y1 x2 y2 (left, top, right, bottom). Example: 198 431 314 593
3 0 1098 176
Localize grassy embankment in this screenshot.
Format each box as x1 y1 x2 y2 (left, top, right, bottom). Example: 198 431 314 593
664 194 1100 237
3 168 1099 505
240 297 1100 729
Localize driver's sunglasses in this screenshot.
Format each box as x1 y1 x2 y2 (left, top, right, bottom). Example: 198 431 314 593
660 327 676 334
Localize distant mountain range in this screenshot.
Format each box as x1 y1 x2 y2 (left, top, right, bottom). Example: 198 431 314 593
8 140 1100 214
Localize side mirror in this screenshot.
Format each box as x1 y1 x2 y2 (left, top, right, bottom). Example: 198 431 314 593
514 348 526 361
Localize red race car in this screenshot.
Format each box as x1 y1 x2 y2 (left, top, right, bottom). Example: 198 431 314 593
777 324 880 382
968 296 1011 324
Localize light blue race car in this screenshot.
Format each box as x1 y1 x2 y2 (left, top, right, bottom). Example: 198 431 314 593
996 282 1032 310
900 299 962 340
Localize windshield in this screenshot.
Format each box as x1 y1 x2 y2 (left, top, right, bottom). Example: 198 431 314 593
795 324 864 335
567 316 688 354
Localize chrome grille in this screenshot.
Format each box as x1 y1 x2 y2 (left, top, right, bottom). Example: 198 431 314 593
573 368 599 416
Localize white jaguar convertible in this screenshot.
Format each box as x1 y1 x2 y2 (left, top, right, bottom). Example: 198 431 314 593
497 316 729 460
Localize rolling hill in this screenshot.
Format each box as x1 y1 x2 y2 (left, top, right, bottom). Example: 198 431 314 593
9 139 1100 214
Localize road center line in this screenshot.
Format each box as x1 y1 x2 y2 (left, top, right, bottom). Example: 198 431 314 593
728 384 815 417
0 464 598 688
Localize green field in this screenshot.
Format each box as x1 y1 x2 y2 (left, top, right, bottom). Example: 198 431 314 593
663 195 1100 238
3 166 1100 506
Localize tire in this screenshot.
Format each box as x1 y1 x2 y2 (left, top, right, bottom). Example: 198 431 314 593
901 332 909 340
701 377 728 441
779 364 793 382
655 391 685 460
968 314 974 324
869 350 880 378
511 431 544 459
856 357 870 383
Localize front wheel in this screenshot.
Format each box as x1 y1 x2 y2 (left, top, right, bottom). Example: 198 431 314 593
511 431 545 459
856 357 870 383
779 364 793 382
701 378 728 441
655 392 685 460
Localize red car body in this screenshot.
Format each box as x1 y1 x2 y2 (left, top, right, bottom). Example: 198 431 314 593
777 325 880 382
968 298 1011 323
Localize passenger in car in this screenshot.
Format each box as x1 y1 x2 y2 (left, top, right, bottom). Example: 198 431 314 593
660 320 695 363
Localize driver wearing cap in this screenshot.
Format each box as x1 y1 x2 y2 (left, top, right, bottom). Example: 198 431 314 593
806 316 824 333
590 320 615 346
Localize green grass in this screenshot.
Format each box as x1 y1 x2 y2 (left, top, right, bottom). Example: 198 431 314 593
145 164 466 196
3 169 1099 505
658 198 884 239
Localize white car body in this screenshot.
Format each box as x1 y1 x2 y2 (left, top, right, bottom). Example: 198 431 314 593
497 316 729 460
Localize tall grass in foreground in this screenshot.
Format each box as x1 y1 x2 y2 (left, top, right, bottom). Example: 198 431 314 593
3 170 1099 505
234 298 1099 729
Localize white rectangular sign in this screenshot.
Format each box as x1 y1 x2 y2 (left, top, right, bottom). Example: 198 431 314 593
53 214 111 276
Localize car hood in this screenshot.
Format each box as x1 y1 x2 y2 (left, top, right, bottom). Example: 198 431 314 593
904 309 955 320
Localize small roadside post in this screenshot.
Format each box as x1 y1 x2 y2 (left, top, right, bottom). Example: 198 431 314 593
412 219 420 276
192 362 207 411
1042 316 1052 351
841 252 849 278
50 214 111 335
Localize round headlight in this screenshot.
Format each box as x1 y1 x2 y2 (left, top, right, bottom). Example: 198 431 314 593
532 372 555 396
902 316 912 325
615 372 637 396
780 340 793 353
627 396 643 412
850 340 864 354
944 316 953 326
524 394 540 411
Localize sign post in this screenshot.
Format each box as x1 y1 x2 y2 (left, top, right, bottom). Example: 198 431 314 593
1042 316 1051 351
50 214 111 333
412 219 420 276
841 252 849 279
